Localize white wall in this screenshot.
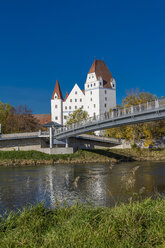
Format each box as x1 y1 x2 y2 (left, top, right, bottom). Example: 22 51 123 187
51 92 63 125
63 84 85 124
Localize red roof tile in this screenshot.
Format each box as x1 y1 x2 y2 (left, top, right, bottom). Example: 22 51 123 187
64 91 69 101
88 60 113 88
33 114 51 125
51 80 64 100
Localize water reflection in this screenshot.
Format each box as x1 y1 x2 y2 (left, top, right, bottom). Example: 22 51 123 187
0 161 165 214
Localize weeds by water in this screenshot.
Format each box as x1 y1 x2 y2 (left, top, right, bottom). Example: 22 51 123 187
0 198 165 247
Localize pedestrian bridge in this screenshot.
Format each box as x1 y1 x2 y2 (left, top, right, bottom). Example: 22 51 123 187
54 98 165 140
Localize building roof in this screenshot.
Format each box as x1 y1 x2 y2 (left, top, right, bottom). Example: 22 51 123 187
64 91 69 101
33 114 51 125
88 60 113 88
51 80 64 100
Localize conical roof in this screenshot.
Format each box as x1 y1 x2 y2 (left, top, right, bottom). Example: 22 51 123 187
64 91 69 101
51 80 63 100
88 60 113 88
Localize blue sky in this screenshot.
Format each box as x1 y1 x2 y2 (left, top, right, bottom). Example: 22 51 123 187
0 0 165 113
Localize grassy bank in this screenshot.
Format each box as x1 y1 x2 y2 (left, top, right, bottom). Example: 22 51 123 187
0 148 165 166
0 198 165 247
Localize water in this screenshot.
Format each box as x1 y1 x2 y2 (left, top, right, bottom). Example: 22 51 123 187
0 161 165 214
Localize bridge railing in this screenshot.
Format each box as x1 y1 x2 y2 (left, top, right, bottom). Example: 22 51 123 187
54 98 165 136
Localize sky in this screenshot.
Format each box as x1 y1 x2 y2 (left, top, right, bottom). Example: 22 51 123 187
0 0 165 114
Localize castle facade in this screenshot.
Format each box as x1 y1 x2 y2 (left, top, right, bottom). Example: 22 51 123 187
51 60 116 125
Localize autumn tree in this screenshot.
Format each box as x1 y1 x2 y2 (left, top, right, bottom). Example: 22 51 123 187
0 101 40 133
0 101 13 133
66 107 89 125
106 90 165 146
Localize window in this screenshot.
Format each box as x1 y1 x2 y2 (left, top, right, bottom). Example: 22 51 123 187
80 98 82 102
113 84 115 87
89 76 91 79
88 85 89 88
91 84 92 87
55 105 58 109
81 105 83 109
70 99 72 102
90 98 92 101
69 106 71 110
100 82 102 86
94 104 96 108
105 104 107 108
92 75 94 78
64 116 67 120
75 106 77 109
75 99 77 102
94 83 96 86
55 116 58 120
75 91 77 94
105 97 107 101
90 91 92 95
105 90 107 94
65 106 67 110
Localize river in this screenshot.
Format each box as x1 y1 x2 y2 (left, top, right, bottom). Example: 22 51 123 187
0 161 165 215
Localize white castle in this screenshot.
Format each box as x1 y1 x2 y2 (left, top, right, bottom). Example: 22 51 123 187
51 60 116 125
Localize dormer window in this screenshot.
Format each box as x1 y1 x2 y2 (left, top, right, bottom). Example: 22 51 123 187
100 82 102 86
75 91 77 94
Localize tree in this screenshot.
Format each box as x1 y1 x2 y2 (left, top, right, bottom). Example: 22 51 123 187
0 101 40 133
5 105 40 133
106 90 165 146
66 107 89 125
0 101 13 133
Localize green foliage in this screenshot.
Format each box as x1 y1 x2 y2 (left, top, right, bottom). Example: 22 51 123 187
0 101 13 133
106 90 165 144
0 198 165 247
66 107 89 125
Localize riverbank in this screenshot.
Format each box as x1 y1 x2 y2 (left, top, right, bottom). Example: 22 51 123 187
0 148 165 166
0 198 165 247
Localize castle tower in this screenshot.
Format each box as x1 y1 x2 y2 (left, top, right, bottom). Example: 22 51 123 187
51 80 63 125
84 60 116 118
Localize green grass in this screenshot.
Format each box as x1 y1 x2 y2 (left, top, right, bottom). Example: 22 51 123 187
0 149 119 165
0 198 165 247
0 148 165 166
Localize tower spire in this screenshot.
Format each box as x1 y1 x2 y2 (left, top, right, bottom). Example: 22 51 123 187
51 80 63 100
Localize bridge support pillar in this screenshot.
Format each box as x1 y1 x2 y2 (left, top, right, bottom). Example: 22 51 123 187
49 127 53 149
155 99 159 108
66 138 68 148
131 106 134 114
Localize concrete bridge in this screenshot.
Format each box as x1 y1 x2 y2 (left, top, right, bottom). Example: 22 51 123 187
53 98 165 142
0 98 165 153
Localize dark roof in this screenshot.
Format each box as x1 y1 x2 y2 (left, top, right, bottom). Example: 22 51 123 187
88 60 113 88
41 121 63 128
51 80 64 100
